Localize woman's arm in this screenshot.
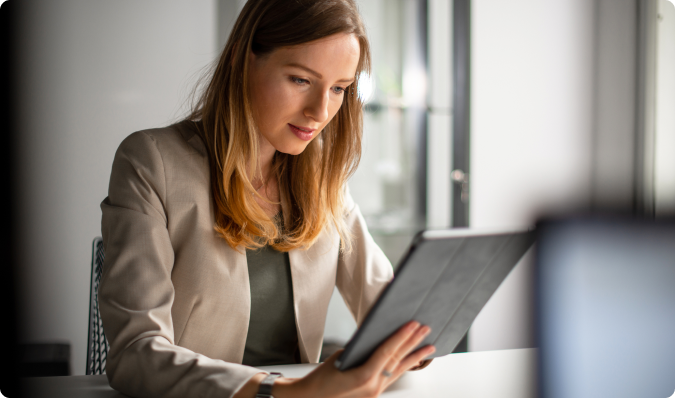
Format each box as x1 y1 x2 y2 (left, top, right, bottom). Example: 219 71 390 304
99 131 261 398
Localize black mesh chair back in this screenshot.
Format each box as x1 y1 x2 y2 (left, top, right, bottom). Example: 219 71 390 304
86 237 109 375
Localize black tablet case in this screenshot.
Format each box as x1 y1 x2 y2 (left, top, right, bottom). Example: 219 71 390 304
335 229 536 371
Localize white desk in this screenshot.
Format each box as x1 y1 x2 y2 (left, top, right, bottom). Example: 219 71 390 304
21 348 537 398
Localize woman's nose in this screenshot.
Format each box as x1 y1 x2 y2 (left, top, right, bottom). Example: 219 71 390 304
303 89 330 123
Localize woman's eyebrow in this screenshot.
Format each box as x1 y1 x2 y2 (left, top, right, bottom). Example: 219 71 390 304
285 62 355 84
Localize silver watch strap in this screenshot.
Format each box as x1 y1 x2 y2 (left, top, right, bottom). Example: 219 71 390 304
255 372 283 398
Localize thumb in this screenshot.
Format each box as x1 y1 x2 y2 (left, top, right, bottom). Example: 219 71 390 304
322 349 345 365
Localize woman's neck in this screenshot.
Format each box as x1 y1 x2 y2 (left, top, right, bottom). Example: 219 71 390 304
252 135 281 217
256 136 277 185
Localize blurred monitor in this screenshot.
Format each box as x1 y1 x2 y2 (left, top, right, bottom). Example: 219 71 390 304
536 218 675 398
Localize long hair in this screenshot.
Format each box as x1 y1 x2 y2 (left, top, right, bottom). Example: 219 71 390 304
187 0 370 252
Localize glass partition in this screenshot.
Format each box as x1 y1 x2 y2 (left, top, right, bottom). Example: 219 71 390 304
350 0 452 265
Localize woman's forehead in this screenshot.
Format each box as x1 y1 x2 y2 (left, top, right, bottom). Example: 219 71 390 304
265 33 360 80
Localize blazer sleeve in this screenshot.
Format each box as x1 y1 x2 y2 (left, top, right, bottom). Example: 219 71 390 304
99 131 261 398
334 191 433 371
335 187 394 325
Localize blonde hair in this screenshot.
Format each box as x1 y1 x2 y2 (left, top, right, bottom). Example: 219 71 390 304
187 0 371 252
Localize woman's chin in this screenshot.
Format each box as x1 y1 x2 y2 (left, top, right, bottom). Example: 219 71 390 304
274 141 311 156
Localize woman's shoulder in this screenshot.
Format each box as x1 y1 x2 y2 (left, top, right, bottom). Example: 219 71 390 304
106 120 210 215
116 120 207 161
343 183 357 214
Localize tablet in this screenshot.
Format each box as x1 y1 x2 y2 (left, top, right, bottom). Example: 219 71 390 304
334 228 536 371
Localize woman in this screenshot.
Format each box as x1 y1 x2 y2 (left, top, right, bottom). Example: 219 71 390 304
99 0 434 397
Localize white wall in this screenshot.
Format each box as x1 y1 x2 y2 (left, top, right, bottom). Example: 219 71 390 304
468 0 675 352
217 0 247 50
15 0 218 375
427 0 453 229
655 0 675 214
468 0 596 351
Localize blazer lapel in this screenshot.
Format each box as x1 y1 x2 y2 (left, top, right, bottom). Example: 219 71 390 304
288 228 341 363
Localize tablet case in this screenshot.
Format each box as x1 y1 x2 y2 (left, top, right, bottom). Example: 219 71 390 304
335 228 536 371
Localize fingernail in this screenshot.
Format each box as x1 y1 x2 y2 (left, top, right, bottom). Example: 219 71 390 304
419 326 431 335
427 346 436 354
408 321 420 331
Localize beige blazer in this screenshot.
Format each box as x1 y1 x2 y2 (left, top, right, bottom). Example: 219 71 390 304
99 121 393 398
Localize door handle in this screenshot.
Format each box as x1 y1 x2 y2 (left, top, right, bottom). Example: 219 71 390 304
451 169 469 203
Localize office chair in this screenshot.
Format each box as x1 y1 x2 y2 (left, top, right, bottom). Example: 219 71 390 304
86 237 108 375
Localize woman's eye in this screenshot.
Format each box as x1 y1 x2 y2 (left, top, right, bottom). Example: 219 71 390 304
332 86 346 94
290 77 309 85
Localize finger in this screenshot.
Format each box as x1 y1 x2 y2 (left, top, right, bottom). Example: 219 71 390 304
409 359 433 371
396 345 436 374
410 360 423 370
396 324 431 361
366 321 420 373
380 324 431 376
376 323 429 389
322 349 345 365
304 349 345 382
381 346 436 391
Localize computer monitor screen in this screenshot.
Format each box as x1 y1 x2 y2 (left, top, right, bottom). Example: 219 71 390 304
536 219 675 398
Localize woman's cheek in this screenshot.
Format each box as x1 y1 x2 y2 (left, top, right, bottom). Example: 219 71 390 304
327 97 343 121
282 89 309 121
266 84 296 113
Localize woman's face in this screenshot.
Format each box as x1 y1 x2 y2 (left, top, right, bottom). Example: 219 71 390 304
247 33 360 155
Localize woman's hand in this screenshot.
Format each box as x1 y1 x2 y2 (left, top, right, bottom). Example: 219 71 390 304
410 358 433 371
272 321 435 398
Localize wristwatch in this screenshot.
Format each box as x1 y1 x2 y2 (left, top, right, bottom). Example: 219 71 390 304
255 372 283 398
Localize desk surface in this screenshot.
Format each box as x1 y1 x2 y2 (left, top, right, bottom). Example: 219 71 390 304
21 348 537 398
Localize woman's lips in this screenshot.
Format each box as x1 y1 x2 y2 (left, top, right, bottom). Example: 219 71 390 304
288 124 315 141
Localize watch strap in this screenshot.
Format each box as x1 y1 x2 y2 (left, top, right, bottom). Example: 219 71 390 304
255 372 283 398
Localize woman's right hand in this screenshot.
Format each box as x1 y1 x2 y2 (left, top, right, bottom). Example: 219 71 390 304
272 321 435 398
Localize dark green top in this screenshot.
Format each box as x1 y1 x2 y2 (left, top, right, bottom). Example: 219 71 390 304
242 240 300 366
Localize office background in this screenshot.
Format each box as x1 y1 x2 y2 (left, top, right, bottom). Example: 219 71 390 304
8 0 675 376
